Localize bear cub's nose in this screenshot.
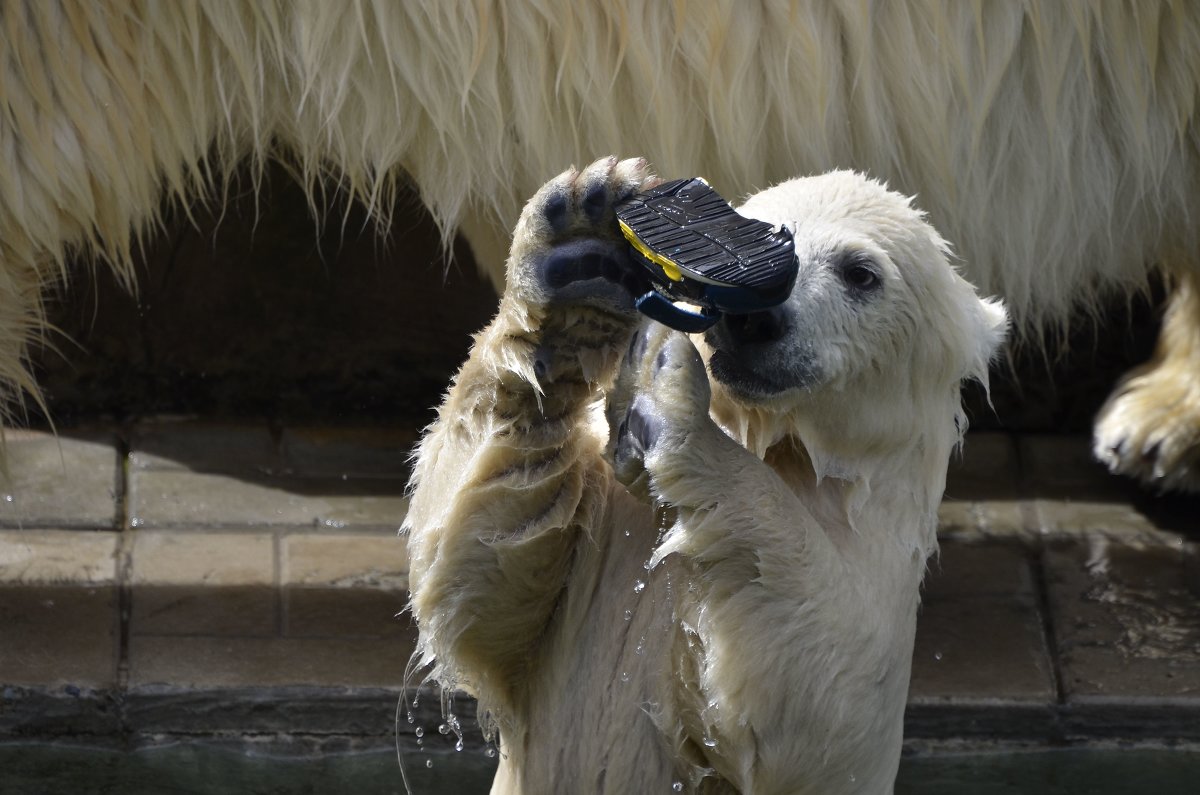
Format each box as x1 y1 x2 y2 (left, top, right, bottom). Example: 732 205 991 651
720 306 788 345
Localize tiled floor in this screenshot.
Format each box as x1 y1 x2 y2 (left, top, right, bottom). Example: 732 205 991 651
0 424 1197 751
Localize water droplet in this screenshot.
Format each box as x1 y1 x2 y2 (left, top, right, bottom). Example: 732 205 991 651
624 610 633 621
485 746 497 758
849 774 857 783
3 494 12 503
672 782 684 792
623 528 631 537
439 723 450 735
425 759 433 769
633 580 645 594
933 651 943 661
620 671 630 682
415 726 424 738
703 737 717 748
456 738 464 752
406 711 414 724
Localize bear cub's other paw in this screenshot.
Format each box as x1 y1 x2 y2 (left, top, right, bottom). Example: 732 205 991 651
508 157 658 315
609 324 714 497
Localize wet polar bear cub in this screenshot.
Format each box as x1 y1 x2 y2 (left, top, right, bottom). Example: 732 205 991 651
405 158 1007 794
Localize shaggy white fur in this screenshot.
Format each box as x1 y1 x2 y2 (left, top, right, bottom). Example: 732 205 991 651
0 2 1198 487
405 159 1007 794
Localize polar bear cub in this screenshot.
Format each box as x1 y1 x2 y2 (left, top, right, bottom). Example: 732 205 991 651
405 158 1007 794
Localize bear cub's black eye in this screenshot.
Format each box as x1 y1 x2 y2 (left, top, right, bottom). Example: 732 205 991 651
837 253 882 293
845 265 879 289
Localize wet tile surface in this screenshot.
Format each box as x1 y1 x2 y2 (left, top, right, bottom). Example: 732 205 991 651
922 542 1038 601
911 598 1055 702
912 543 1055 704
1044 537 1200 702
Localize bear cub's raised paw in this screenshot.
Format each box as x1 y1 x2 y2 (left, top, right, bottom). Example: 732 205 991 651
508 157 658 316
499 157 660 388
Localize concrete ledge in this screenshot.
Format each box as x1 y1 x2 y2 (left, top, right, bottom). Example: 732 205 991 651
904 701 1061 742
124 686 431 739
1 425 1198 753
0 685 122 738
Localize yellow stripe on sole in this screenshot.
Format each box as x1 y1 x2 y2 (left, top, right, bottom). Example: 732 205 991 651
618 219 683 282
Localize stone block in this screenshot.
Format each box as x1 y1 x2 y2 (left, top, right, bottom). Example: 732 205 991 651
127 632 417 690
0 430 120 529
282 531 409 637
129 530 277 636
128 470 409 530
910 541 1057 732
130 423 279 474
944 433 1020 500
0 529 119 585
0 585 119 690
278 427 418 479
910 597 1056 704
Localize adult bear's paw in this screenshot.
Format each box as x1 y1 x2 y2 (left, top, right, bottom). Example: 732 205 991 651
1093 271 1200 493
1094 358 1200 492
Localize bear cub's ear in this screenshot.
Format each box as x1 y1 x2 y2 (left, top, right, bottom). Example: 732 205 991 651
966 295 1009 387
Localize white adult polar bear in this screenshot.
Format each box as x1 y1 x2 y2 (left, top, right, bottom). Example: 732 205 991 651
1 2 1198 490
405 158 1007 794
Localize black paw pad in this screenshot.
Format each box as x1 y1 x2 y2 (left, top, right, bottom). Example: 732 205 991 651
654 347 671 375
533 345 553 381
543 247 617 288
582 180 608 222
624 401 662 452
542 191 570 233
626 329 648 365
536 239 644 312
